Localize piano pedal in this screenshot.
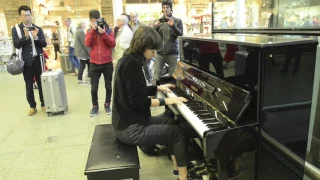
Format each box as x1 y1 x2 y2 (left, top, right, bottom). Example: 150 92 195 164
189 162 206 172
193 167 208 176
195 167 209 176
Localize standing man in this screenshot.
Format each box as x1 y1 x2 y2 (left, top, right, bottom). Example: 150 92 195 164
129 12 146 34
75 21 90 85
85 10 116 117
64 17 80 70
12 6 47 116
113 15 133 67
152 0 183 85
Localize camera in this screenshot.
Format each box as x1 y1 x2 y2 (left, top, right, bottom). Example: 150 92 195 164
96 18 109 29
159 17 168 23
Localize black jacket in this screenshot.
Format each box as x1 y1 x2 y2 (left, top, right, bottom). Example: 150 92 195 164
12 23 47 66
112 54 158 131
154 15 183 55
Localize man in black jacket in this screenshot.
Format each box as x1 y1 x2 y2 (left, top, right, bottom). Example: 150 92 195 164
152 0 183 85
12 6 47 116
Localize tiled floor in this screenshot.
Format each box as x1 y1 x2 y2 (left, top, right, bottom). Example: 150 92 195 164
0 57 179 180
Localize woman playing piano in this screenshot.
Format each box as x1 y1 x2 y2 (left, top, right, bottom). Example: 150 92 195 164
111 26 202 180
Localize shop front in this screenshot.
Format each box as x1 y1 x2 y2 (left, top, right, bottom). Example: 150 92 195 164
213 0 320 29
124 0 213 35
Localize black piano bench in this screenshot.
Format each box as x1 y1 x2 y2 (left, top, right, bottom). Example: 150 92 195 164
84 124 140 180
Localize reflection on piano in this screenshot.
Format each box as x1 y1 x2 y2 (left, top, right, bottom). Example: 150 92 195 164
159 33 318 179
159 60 259 179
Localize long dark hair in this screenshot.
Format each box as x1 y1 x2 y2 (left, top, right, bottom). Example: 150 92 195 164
124 26 161 63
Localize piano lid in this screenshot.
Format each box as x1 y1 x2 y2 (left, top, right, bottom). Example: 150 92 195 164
173 61 251 122
179 34 318 48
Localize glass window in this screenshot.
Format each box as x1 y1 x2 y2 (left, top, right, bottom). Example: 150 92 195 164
213 0 320 29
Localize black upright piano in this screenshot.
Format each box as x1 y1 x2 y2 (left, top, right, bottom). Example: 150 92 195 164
159 34 318 180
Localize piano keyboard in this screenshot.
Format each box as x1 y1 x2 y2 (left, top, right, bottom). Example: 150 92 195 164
166 88 226 138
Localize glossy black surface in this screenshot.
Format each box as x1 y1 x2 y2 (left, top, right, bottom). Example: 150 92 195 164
179 34 317 47
173 61 252 122
180 35 317 179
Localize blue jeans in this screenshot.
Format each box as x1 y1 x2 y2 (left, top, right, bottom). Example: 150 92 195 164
68 46 80 70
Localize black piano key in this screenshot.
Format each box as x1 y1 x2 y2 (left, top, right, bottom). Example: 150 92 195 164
197 112 211 116
197 114 213 119
202 121 220 124
206 124 223 128
205 122 220 125
191 109 207 113
186 104 201 108
202 118 218 121
185 101 198 105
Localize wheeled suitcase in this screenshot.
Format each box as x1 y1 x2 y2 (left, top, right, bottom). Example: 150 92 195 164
60 53 75 74
234 51 249 76
41 69 68 116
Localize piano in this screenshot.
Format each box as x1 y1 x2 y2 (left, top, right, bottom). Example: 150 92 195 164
158 34 318 180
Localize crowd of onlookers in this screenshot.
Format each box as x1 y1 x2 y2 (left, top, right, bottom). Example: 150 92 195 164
13 0 183 117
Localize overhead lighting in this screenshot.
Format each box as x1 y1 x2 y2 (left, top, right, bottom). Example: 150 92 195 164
65 5 74 13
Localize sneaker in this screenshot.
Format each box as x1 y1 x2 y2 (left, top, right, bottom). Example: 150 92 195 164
173 162 195 178
33 83 38 89
173 170 179 178
105 104 111 115
78 81 88 85
228 164 240 179
28 108 37 116
41 106 46 112
90 107 99 117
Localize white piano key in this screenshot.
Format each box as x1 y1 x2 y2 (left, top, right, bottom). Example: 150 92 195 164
167 92 210 138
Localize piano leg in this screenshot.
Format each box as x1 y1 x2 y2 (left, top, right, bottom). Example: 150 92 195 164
217 160 228 180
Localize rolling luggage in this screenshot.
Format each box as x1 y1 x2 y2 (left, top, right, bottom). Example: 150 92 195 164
60 53 74 74
41 68 68 116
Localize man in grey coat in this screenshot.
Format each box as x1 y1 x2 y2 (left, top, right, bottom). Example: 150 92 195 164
152 0 183 85
74 21 90 85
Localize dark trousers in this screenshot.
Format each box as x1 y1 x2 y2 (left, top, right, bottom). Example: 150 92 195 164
23 56 44 108
53 44 60 60
90 63 113 106
115 114 188 167
78 59 90 81
198 52 224 77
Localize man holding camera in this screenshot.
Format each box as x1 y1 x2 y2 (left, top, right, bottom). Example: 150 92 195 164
12 6 47 116
85 10 116 117
152 0 183 85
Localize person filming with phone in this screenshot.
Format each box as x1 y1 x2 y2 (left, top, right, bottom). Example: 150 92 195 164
85 10 116 117
12 6 47 116
152 0 183 85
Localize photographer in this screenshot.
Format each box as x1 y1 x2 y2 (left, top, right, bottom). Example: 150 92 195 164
85 10 116 117
12 6 47 116
152 0 183 85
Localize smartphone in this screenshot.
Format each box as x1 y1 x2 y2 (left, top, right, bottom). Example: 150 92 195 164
27 27 36 31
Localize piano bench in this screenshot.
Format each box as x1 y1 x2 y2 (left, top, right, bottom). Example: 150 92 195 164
84 124 140 180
